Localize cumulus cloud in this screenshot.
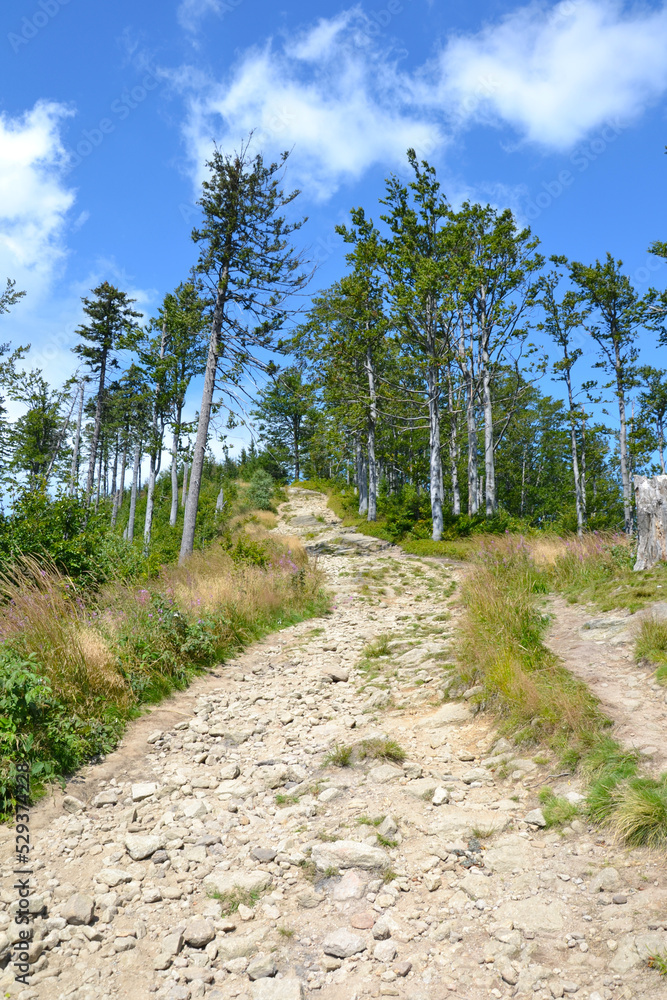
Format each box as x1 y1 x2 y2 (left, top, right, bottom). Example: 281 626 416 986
0 101 76 301
173 9 443 200
436 0 667 149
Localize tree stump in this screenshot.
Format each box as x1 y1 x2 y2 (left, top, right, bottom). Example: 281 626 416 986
634 474 667 570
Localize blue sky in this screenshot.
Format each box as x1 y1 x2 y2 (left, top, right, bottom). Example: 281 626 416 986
2 0 667 452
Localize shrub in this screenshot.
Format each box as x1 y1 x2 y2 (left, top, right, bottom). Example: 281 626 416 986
247 469 276 511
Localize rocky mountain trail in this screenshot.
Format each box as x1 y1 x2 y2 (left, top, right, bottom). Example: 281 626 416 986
1 488 666 1000
546 597 667 775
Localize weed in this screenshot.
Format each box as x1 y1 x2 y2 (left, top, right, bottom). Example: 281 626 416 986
323 866 340 878
357 815 385 827
470 825 497 840
275 792 300 807
362 635 393 660
211 886 265 914
298 859 318 881
278 927 295 938
647 952 667 975
376 833 398 848
382 869 398 883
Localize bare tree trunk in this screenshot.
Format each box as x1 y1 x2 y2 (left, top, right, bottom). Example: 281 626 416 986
180 280 226 563
426 356 444 540
143 326 167 554
182 461 189 507
94 445 103 510
86 354 107 497
460 318 478 516
125 440 141 542
356 432 368 515
365 347 378 522
70 381 85 494
110 433 119 509
659 417 666 475
614 342 632 534
169 405 182 527
520 445 527 517
480 294 496 515
446 365 460 516
112 436 127 527
143 451 158 555
563 366 585 535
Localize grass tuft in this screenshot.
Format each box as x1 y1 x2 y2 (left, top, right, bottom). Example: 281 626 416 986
323 744 354 768
538 788 579 828
612 775 667 848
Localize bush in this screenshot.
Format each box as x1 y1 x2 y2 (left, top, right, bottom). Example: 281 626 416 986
0 484 127 583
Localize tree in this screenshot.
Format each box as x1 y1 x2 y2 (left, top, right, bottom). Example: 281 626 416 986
357 151 454 539
252 367 316 481
73 282 141 498
0 278 25 317
456 202 543 516
158 282 207 526
569 254 655 534
535 258 589 534
637 366 667 474
179 141 308 563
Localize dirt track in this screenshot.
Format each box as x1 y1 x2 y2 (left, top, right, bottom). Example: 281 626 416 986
1 488 666 1000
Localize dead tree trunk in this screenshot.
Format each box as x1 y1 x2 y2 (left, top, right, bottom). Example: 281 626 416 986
634 474 667 570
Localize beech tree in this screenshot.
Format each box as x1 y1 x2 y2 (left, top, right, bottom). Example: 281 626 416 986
179 142 308 563
536 259 589 534
569 254 655 534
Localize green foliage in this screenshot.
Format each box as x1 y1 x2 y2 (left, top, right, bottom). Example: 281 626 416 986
0 484 130 583
247 469 276 511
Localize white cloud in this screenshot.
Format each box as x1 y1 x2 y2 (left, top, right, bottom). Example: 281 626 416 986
173 9 443 201
0 101 76 301
177 0 225 33
172 2 667 204
437 0 667 149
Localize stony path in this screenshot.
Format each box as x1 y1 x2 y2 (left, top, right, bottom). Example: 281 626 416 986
546 598 667 775
1 488 667 1000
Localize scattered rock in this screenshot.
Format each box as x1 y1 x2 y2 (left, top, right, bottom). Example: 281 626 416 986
322 928 367 958
183 918 215 948
61 893 94 926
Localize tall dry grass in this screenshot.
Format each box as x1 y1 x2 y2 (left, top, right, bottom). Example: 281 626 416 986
0 555 128 707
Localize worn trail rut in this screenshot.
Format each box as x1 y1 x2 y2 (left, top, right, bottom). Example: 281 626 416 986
1 488 666 1000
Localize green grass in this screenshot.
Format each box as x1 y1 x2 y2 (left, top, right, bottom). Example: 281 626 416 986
322 737 406 769
648 952 667 976
357 814 385 827
546 534 667 612
323 743 354 768
278 926 295 938
613 775 667 847
209 886 266 914
362 634 393 658
635 616 667 684
538 788 579 828
358 737 406 763
458 535 667 848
